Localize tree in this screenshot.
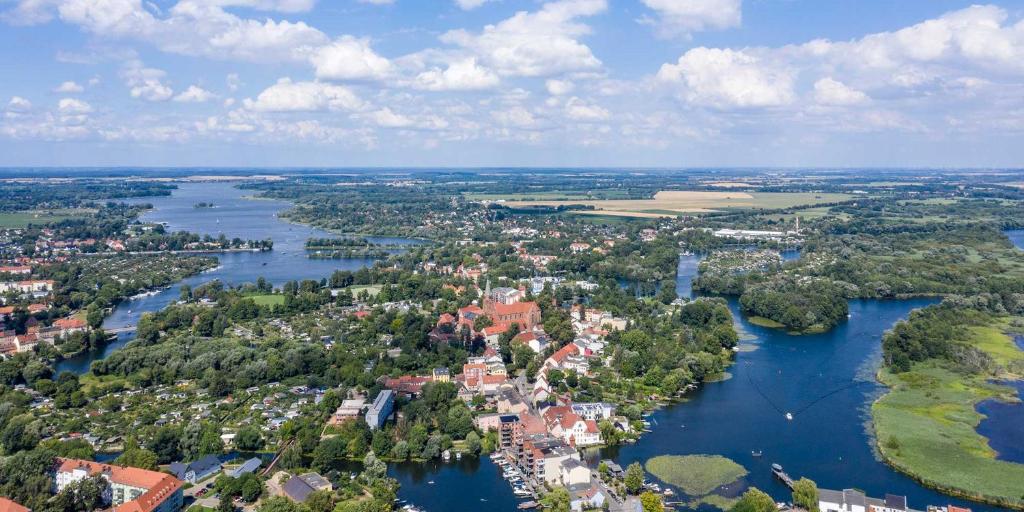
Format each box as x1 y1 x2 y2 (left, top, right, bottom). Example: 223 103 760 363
624 462 645 495
234 426 263 451
792 478 819 512
240 474 263 502
541 487 571 512
148 426 181 463
464 431 482 455
258 496 303 512
640 491 664 512
116 438 158 470
218 492 235 512
305 490 335 512
732 488 777 512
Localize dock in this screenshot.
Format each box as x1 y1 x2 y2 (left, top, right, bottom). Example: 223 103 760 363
771 463 795 489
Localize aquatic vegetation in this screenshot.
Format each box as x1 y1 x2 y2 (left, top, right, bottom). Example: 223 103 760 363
646 454 748 496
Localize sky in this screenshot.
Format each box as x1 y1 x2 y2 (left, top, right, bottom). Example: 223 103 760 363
0 0 1022 168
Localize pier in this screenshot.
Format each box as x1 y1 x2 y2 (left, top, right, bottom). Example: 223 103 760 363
772 463 795 489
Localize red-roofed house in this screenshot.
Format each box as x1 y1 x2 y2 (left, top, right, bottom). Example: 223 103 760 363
54 458 183 512
53 317 88 336
0 498 29 512
383 375 433 398
542 406 602 447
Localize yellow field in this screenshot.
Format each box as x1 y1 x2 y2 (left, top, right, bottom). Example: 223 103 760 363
504 190 852 217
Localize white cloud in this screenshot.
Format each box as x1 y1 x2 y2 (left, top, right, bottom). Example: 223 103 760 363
564 96 609 121
58 97 93 114
657 47 793 108
174 85 216 102
243 78 365 112
454 0 495 10
122 62 174 101
545 79 574 95
226 73 241 92
358 0 394 4
640 0 741 38
439 0 607 77
6 96 32 112
367 107 413 128
187 0 318 12
813 78 868 106
54 81 84 93
310 36 392 81
414 58 499 91
491 106 536 127
3 0 330 63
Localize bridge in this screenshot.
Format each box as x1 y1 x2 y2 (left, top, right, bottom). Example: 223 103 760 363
105 326 136 335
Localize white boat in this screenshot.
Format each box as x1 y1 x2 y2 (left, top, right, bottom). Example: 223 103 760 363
785 412 794 420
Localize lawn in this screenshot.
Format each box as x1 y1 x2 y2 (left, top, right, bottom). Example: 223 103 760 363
247 294 285 306
500 191 853 217
0 208 94 228
872 320 1024 508
646 454 748 496
346 285 383 297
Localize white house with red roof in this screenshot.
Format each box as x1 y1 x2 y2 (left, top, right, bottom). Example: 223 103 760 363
53 458 183 512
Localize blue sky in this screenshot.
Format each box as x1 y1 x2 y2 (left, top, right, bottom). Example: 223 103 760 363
0 0 1022 168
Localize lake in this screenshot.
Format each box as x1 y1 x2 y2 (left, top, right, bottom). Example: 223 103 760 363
55 182 425 375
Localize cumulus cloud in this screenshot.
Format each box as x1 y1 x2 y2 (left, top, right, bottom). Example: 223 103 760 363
414 58 500 91
54 81 84 93
640 0 741 38
657 47 793 108
310 36 392 81
454 0 495 10
243 78 365 112
122 62 174 101
813 78 868 106
174 85 216 102
545 79 574 95
564 96 609 121
439 0 607 77
6 96 32 112
58 97 93 114
3 0 329 63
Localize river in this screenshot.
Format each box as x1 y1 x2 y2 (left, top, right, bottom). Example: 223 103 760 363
55 182 425 374
57 189 1015 511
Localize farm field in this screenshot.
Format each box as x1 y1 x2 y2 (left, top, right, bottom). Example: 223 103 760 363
498 191 853 217
0 208 94 228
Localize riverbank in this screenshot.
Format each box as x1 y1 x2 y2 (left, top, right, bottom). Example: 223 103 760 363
872 319 1024 510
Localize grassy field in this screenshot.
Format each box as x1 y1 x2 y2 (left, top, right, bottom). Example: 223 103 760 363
872 319 1024 509
465 189 636 201
500 191 853 217
646 455 748 496
247 294 285 306
344 285 383 297
0 208 94 228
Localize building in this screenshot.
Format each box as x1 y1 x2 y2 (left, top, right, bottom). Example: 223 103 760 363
54 459 183 512
543 406 602 447
820 489 913 512
330 399 367 425
432 367 450 383
227 458 262 479
0 498 30 512
169 455 222 484
489 286 525 305
365 390 394 430
570 403 616 421
559 458 591 486
281 472 332 503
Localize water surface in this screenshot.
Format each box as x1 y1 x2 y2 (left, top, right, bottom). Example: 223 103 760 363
56 182 422 374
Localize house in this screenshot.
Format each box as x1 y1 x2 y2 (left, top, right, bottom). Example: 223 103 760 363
54 458 183 512
819 489 911 512
0 498 30 512
53 317 88 336
281 472 332 503
521 436 578 485
383 375 432 398
513 329 550 354
169 455 222 484
545 343 589 374
227 457 262 478
559 458 591 486
365 390 394 430
489 286 524 305
432 367 450 383
570 486 607 512
570 403 615 421
330 399 367 425
542 406 602 447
